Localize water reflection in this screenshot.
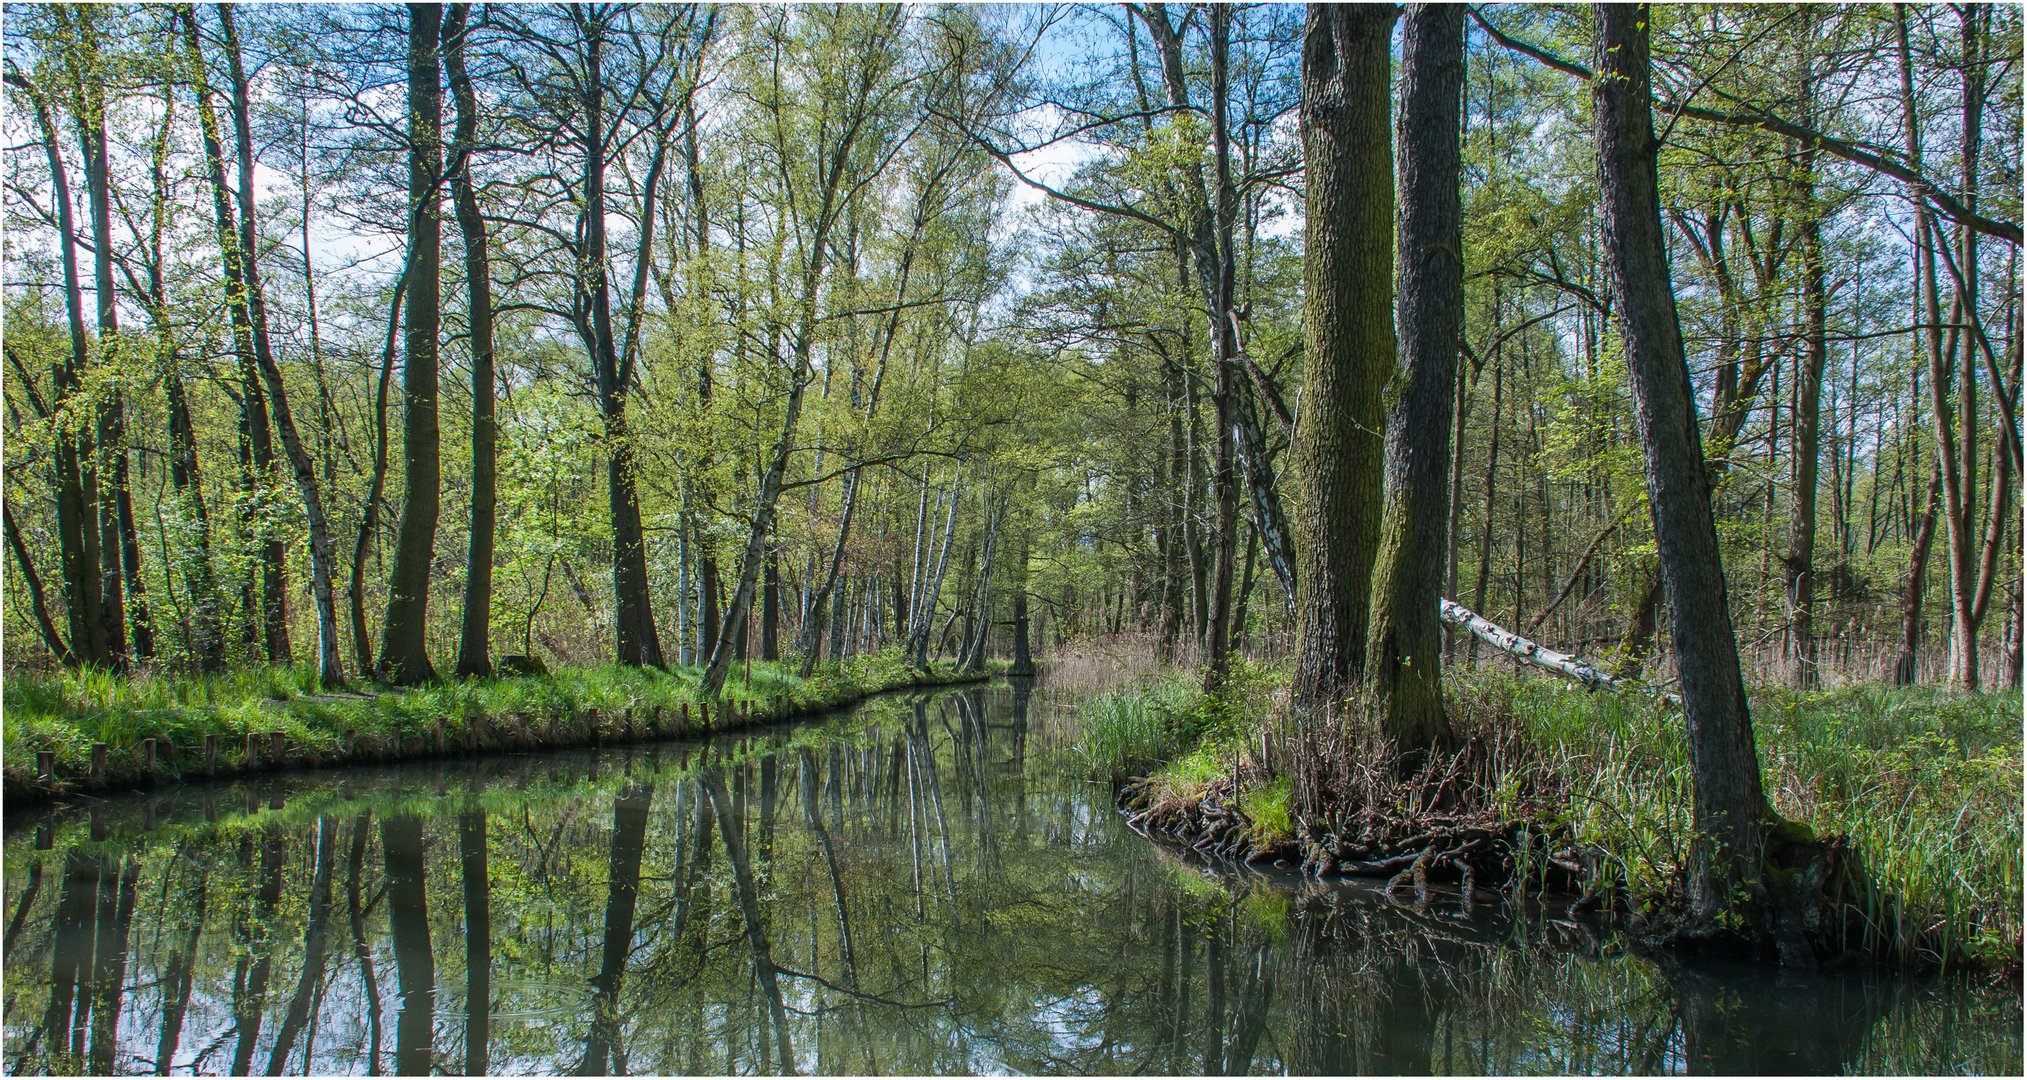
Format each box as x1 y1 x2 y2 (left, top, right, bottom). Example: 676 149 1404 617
3 683 2018 1075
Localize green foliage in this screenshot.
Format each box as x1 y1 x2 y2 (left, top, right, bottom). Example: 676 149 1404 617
1085 664 2021 970
1453 671 2022 969
1072 671 1246 783
1238 775 1295 844
3 649 987 793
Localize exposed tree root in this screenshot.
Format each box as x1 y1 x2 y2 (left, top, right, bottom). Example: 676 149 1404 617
1120 758 1607 907
1124 765 1889 969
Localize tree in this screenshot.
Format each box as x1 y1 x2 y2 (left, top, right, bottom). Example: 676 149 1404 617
1593 3 1771 926
1292 3 1394 713
377 2 444 685
445 3 497 679
1362 4 1464 752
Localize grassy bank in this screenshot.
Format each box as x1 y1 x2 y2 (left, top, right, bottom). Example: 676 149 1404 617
4 649 993 803
1078 665 2022 972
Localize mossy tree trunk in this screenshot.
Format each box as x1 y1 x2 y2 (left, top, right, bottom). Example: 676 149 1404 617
1363 3 1463 753
1593 3 1772 927
1292 3 1394 713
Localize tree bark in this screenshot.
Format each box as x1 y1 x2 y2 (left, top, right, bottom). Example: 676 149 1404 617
1594 3 1770 926
1783 140 1827 689
178 5 289 667
377 2 445 685
578 11 665 670
219 5 347 685
1364 4 1463 753
7 71 104 668
445 3 497 679
1293 3 1394 712
66 9 146 665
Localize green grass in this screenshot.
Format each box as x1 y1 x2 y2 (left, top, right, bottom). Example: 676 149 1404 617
1078 664 2023 971
4 649 988 796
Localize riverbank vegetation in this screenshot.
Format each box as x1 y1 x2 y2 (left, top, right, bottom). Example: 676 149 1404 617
3 3 2018 972
4 650 987 799
1079 664 2022 971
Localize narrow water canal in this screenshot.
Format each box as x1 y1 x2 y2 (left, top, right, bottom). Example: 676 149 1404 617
4 680 2019 1075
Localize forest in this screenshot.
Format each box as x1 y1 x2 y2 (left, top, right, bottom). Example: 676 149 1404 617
1 0 2022 997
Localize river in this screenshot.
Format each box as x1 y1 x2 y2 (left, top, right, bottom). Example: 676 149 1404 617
3 679 2019 1074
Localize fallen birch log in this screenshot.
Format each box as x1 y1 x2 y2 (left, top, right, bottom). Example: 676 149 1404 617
1437 598 1680 705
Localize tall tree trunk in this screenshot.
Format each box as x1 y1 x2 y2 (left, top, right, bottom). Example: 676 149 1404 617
1363 3 1463 753
7 73 102 667
579 14 664 670
143 82 225 670
378 2 445 685
446 3 497 679
1293 3 1395 712
1594 3 1770 927
219 5 347 685
64 8 138 668
351 280 405 673
1783 134 1827 689
178 5 288 667
1892 11 1940 687
1929 6 1985 689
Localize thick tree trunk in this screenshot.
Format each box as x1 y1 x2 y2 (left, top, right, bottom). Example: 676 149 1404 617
1363 4 1463 753
1293 3 1395 712
1594 4 1770 927
447 4 497 679
377 2 445 685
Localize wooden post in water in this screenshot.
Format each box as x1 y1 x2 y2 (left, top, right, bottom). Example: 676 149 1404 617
89 743 108 783
204 734 219 776
141 739 158 786
270 731 287 767
245 733 260 771
36 749 55 785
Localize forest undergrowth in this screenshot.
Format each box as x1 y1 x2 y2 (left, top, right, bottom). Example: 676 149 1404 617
1078 661 2021 973
4 649 990 802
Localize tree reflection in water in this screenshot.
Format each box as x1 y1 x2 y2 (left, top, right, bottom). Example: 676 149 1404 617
3 683 2019 1075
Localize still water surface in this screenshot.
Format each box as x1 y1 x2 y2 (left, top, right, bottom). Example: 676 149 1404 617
3 680 2019 1075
